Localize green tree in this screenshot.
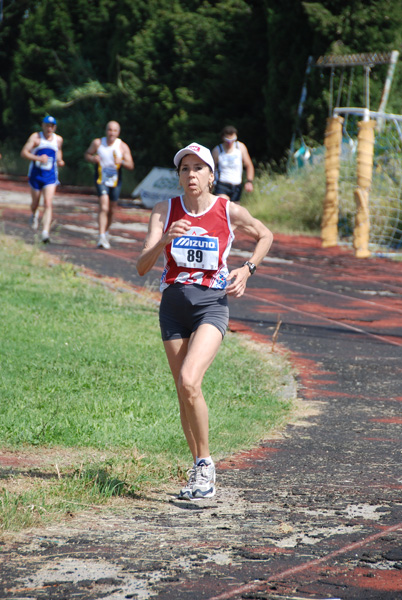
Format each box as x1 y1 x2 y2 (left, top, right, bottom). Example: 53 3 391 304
119 0 268 166
5 0 151 179
0 0 32 137
264 0 402 160
1 0 402 175
3 0 269 172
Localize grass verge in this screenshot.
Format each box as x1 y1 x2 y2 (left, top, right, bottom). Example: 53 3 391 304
242 162 325 235
0 235 296 533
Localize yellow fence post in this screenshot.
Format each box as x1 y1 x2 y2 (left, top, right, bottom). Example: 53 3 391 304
353 119 376 258
321 115 344 248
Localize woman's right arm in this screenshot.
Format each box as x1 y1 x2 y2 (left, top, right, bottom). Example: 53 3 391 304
136 202 192 276
136 204 168 276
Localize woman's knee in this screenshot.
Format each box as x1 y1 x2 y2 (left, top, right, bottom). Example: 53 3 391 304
177 370 200 403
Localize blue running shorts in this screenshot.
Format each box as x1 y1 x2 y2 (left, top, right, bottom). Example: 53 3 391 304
29 173 58 191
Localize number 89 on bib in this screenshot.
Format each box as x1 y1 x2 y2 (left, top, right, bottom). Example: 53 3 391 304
171 235 219 270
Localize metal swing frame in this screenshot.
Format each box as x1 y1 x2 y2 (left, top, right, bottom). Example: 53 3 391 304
317 50 400 121
291 51 400 155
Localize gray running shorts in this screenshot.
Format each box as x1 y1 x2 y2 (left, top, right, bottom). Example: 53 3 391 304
159 283 229 341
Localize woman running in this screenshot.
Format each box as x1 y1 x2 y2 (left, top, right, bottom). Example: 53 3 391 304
136 142 273 499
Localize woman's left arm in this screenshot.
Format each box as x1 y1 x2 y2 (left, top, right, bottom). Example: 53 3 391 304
226 203 273 297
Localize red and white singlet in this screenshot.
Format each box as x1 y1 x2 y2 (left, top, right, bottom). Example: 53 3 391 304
160 196 234 291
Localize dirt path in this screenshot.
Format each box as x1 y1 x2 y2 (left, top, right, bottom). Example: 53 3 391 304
0 185 401 600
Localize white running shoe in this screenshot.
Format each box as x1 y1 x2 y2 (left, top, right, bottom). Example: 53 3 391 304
29 213 39 230
41 230 50 244
192 460 216 499
177 464 196 500
96 234 111 250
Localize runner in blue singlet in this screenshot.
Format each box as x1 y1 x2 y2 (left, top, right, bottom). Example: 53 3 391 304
21 116 64 243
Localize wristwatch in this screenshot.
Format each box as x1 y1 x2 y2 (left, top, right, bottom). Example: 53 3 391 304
243 261 256 275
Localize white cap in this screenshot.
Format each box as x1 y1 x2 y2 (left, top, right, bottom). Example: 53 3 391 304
173 142 215 173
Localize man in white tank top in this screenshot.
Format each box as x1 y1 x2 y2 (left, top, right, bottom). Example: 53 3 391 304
85 121 134 249
212 125 255 203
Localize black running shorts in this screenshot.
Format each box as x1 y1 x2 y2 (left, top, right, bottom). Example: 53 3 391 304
214 181 243 203
159 283 229 341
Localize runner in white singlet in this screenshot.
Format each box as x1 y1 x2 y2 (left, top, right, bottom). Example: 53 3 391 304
212 125 255 203
84 121 134 249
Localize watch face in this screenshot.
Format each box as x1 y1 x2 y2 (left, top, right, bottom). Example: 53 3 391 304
245 261 256 274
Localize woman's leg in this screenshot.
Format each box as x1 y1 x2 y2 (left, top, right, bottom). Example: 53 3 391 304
163 336 196 459
163 323 223 460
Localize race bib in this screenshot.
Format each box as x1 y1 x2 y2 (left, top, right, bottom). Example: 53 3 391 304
105 175 118 187
171 235 219 270
35 156 53 171
103 167 118 188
